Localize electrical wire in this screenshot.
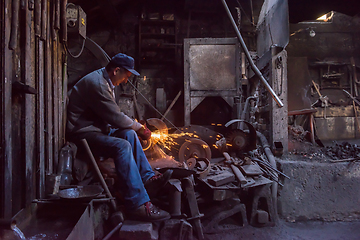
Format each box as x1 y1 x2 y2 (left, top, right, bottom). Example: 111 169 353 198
65 37 86 58
127 80 182 132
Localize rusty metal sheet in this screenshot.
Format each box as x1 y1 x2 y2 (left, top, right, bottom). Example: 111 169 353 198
184 38 240 126
288 57 313 112
314 106 359 118
189 44 237 91
257 0 289 57
315 117 356 140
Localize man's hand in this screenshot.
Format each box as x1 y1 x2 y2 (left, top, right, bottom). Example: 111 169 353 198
136 124 151 140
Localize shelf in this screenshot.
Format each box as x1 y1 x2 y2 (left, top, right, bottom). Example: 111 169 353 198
140 20 175 26
141 46 176 50
141 33 175 38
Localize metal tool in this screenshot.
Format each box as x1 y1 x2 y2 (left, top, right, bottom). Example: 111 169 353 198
312 80 329 118
343 89 360 106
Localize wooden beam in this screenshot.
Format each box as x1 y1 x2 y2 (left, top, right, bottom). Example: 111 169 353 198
36 36 45 198
45 1 53 173
24 0 37 206
1 0 14 218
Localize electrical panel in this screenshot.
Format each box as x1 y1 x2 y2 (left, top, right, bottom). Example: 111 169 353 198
66 4 86 39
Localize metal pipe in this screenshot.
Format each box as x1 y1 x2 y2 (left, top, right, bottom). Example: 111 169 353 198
102 222 123 240
256 131 278 217
239 96 256 129
221 0 284 108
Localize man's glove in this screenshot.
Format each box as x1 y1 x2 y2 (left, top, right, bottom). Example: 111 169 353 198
136 124 151 140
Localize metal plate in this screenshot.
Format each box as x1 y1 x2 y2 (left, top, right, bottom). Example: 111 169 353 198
189 44 237 90
58 185 103 201
315 117 355 140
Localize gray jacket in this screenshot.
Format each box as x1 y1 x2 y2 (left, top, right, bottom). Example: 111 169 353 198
66 68 141 137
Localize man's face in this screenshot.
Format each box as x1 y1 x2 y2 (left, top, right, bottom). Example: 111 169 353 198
112 67 132 86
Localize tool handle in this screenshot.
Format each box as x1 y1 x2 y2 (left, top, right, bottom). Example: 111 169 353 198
81 139 117 211
230 164 247 184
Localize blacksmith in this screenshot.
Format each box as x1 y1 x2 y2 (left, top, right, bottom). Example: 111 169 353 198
66 53 171 222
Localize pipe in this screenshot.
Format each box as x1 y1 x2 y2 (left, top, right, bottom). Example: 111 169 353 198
256 131 278 217
239 96 256 130
220 0 284 108
102 222 123 240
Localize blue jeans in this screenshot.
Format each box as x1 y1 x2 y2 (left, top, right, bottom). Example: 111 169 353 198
78 129 155 209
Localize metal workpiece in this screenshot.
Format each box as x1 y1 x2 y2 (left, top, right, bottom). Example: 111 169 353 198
220 0 284 108
178 138 212 163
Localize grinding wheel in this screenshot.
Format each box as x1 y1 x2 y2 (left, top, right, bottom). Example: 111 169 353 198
178 138 211 163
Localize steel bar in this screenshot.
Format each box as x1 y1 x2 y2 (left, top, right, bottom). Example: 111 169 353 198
221 0 284 108
343 89 360 106
161 90 182 121
329 158 360 163
102 222 123 240
81 139 117 211
253 157 290 179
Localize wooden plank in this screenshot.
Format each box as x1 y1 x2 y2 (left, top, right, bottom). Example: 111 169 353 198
34 0 40 37
40 0 47 41
36 37 45 198
59 42 65 146
44 1 53 173
52 11 59 171
24 0 37 205
1 0 14 218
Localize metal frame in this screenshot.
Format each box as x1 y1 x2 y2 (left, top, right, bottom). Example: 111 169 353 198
184 38 241 126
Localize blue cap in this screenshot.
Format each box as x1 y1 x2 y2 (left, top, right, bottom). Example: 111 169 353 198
110 53 140 76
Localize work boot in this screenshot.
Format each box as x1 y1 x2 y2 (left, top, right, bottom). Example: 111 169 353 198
144 169 173 198
128 202 171 222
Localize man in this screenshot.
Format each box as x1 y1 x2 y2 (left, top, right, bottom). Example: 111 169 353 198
67 53 171 222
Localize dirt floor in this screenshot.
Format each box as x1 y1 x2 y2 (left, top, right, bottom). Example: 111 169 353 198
204 220 360 240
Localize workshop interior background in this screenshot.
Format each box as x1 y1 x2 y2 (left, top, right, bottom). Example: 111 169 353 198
1 0 360 237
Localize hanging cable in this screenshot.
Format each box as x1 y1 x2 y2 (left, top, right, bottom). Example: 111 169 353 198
127 80 182 132
65 37 86 58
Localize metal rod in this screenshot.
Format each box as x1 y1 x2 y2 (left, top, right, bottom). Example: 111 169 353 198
81 139 117 211
253 157 290 179
344 89 360 106
102 222 123 240
221 0 284 108
127 80 182 132
161 90 181 121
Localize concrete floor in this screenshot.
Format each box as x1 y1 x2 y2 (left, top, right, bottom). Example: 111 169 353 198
204 220 360 240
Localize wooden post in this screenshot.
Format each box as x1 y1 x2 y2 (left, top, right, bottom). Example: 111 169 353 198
269 49 288 152
24 0 37 205
1 0 14 218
